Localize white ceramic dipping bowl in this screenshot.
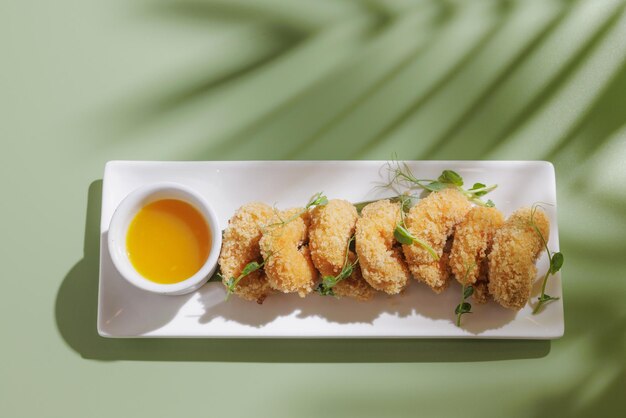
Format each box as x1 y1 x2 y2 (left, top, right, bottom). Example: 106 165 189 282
107 182 221 295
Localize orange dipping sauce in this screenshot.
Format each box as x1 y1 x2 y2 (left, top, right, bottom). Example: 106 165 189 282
126 199 211 284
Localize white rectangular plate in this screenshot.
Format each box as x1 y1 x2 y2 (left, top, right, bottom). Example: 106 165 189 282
98 161 563 339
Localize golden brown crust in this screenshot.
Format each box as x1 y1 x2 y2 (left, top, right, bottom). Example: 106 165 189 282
260 208 318 297
488 207 550 310
355 200 409 295
310 200 375 301
402 188 472 293
450 206 505 303
310 200 358 277
218 202 275 303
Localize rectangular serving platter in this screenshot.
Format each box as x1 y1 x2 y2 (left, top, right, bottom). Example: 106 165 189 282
97 161 563 339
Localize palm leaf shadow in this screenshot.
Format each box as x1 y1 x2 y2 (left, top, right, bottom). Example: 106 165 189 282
138 1 312 121
426 0 626 160
353 0 515 159
485 3 626 153
546 54 626 162
198 1 450 160
419 0 570 160
279 0 501 160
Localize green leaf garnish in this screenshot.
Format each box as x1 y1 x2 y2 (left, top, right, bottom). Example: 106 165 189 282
455 302 472 315
240 261 262 276
315 281 335 296
439 170 464 187
306 192 328 209
538 294 559 303
455 264 476 327
423 181 447 192
392 194 439 260
394 224 415 245
550 252 564 274
470 183 488 196
386 160 498 207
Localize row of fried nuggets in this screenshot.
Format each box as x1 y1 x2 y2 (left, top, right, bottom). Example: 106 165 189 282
218 188 550 310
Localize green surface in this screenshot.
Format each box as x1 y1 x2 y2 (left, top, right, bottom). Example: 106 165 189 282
2 0 626 417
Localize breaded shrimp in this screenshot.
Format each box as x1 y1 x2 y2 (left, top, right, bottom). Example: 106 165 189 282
218 202 275 303
309 199 374 301
355 200 410 294
259 208 318 297
488 207 550 310
449 206 505 303
402 188 472 293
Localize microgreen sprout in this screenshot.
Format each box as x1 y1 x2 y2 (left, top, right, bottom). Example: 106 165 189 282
530 203 563 314
265 192 328 228
316 236 358 296
455 263 476 327
387 161 497 207
306 191 329 208
392 194 439 260
218 257 269 300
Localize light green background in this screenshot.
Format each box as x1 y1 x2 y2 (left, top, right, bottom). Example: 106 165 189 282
2 0 625 417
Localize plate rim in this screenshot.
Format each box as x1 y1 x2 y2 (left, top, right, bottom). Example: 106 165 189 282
97 160 563 339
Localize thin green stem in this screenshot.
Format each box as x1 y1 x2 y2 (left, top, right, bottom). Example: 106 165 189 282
456 285 466 327
412 235 440 261
532 270 552 314
530 204 561 314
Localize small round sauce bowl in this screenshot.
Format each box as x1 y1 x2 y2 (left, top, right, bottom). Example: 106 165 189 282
107 182 221 295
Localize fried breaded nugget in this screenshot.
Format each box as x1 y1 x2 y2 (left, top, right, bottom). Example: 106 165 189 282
402 188 472 293
355 200 410 294
449 206 505 303
488 207 550 310
218 202 275 303
259 208 318 297
310 199 374 301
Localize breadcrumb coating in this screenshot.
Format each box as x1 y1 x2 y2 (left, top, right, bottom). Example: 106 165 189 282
355 200 410 294
488 207 550 310
402 188 472 293
218 202 275 303
310 200 357 276
450 206 505 303
260 208 318 297
310 200 374 301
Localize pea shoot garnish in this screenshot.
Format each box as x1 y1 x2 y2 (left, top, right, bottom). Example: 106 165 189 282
316 236 358 296
387 161 497 207
218 257 269 300
305 191 329 209
455 264 476 327
265 192 328 228
392 194 439 260
530 203 563 314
